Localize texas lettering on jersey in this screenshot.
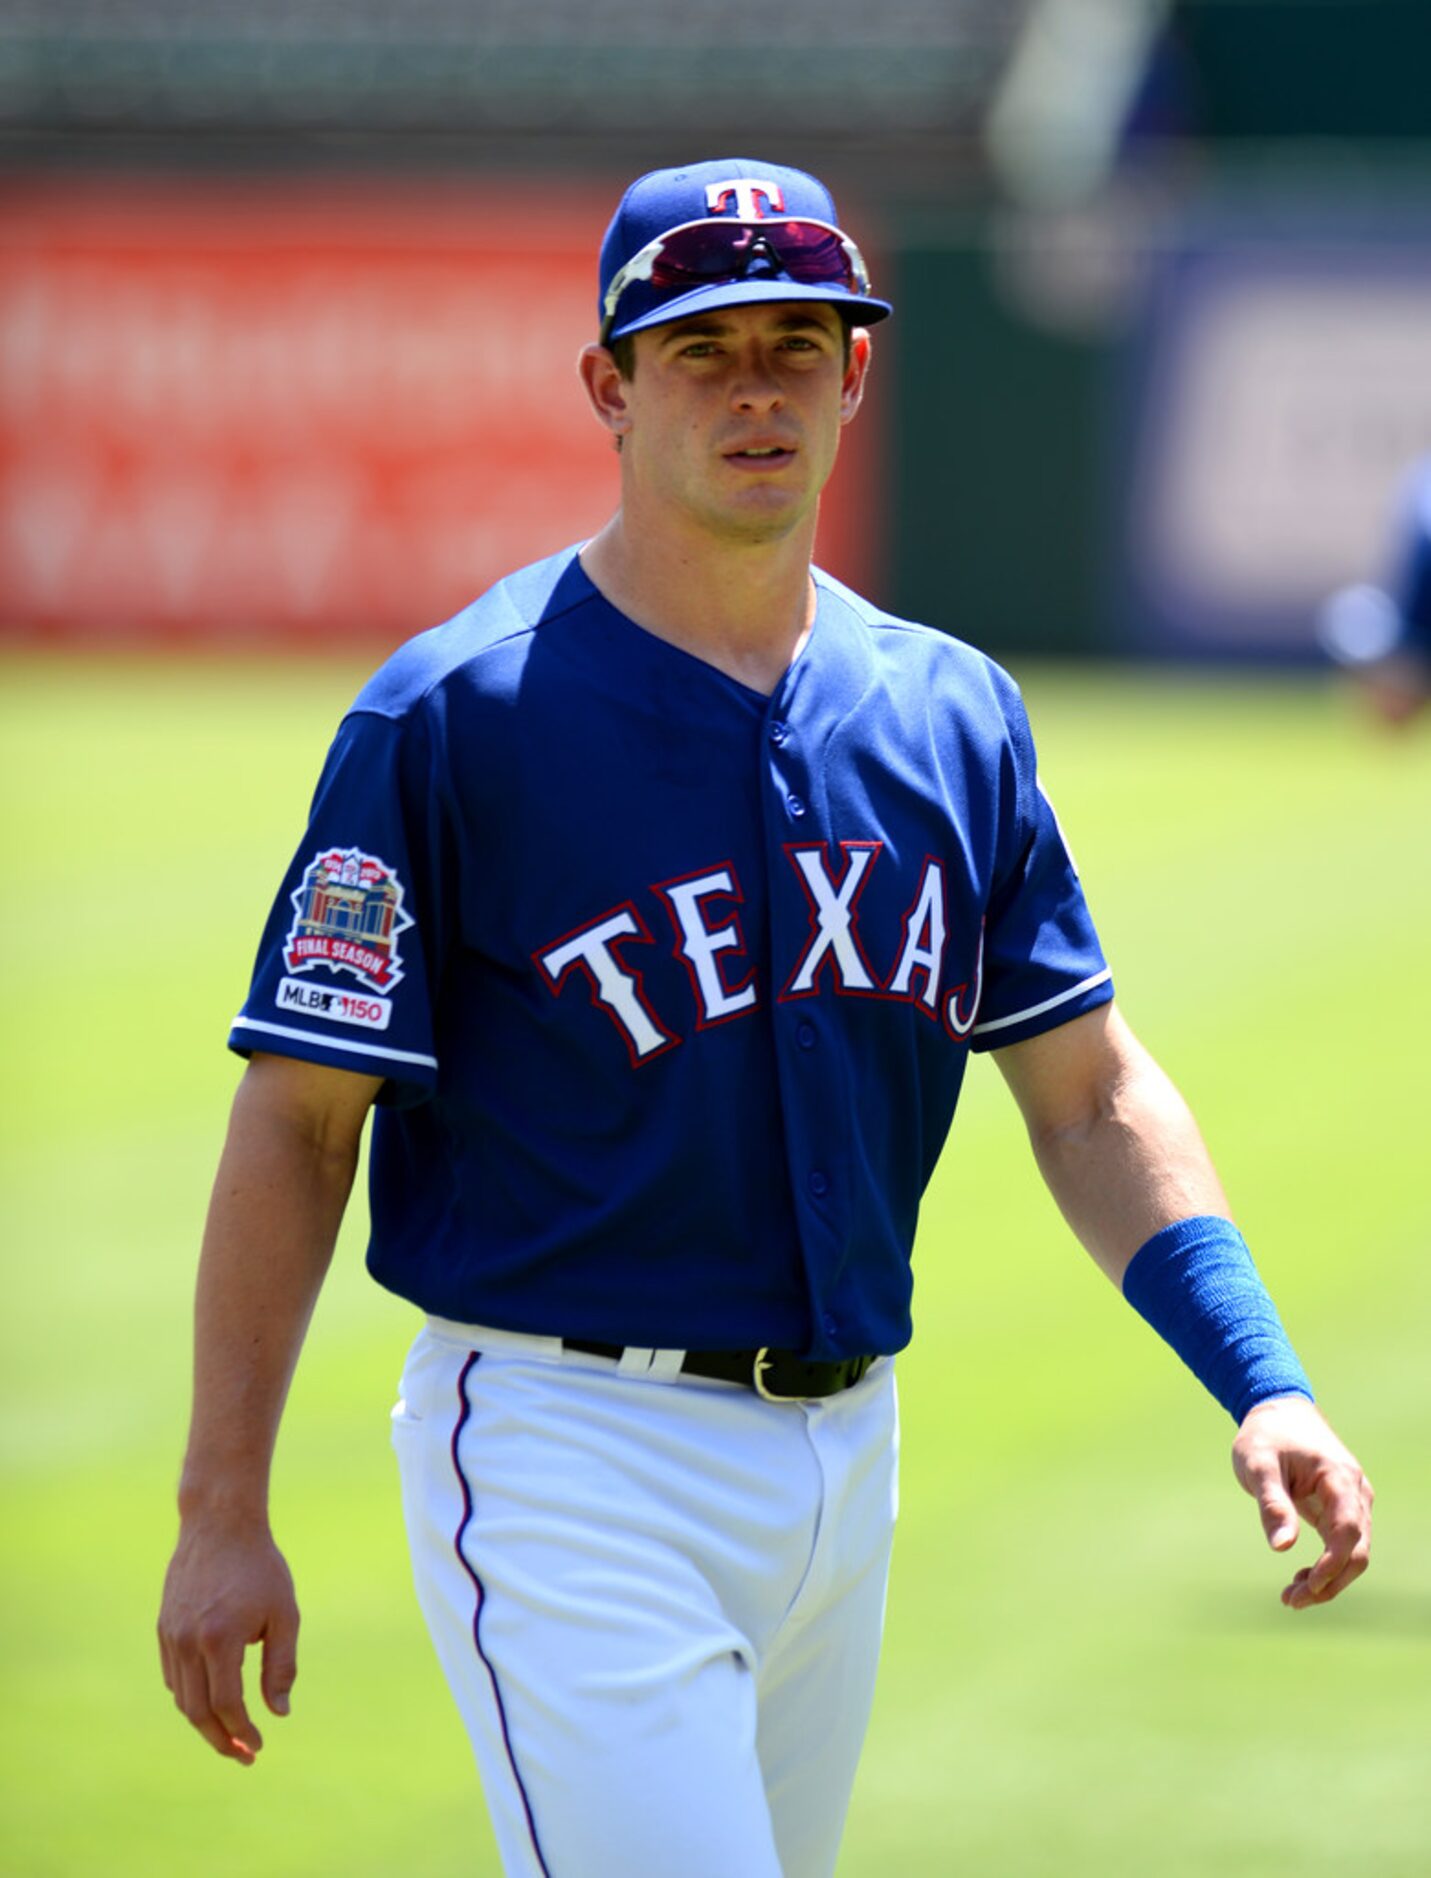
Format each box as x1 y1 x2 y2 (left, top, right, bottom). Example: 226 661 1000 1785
534 841 983 1067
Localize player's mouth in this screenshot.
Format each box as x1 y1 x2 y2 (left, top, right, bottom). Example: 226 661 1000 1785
724 442 798 471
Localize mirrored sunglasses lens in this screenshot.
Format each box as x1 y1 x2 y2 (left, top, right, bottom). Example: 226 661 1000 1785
649 223 856 292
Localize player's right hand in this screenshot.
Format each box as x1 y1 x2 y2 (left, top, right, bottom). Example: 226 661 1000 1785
158 1520 300 1764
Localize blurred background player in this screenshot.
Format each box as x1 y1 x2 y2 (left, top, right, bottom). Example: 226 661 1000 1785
1320 455 1431 725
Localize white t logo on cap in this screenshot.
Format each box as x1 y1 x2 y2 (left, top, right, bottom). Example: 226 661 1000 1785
704 178 786 220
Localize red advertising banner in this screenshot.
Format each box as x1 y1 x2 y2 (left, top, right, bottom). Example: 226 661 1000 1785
0 176 882 647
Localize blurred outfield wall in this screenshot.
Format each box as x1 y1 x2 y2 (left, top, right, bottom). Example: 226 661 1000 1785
886 177 1431 658
0 172 884 652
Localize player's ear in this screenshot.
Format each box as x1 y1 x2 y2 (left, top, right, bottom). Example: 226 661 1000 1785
839 328 873 427
579 343 633 447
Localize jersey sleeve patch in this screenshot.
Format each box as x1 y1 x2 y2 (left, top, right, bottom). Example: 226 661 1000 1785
283 846 413 992
230 707 443 1097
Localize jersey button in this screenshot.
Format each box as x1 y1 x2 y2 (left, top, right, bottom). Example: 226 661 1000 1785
769 720 789 746
808 1168 830 1199
823 1313 839 1338
796 1021 817 1050
787 794 806 819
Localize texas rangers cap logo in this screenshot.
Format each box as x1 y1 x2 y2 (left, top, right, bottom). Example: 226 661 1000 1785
284 845 413 992
704 178 786 220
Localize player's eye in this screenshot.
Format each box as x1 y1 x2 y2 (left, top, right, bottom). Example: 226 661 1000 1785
778 334 833 359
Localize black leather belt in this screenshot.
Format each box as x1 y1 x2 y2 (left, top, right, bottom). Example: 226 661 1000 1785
562 1339 877 1401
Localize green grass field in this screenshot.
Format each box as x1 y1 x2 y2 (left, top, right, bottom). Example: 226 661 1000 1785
3 654 1428 1876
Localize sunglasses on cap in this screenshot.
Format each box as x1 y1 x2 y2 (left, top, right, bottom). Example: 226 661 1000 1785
600 217 875 343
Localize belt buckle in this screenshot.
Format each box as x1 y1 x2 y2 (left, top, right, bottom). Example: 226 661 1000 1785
753 1347 795 1402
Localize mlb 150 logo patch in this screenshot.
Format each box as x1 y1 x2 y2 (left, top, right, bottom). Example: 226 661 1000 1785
284 846 413 993
275 979 393 1031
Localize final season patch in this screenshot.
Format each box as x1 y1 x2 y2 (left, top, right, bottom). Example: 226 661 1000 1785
284 846 413 993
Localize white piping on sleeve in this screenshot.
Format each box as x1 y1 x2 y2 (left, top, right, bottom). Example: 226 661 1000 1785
230 1016 439 1070
970 968 1112 1038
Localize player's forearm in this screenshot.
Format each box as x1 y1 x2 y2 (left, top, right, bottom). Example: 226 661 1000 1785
1023 1035 1231 1288
177 1068 365 1525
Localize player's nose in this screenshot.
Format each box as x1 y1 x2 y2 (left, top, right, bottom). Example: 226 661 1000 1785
727 357 784 413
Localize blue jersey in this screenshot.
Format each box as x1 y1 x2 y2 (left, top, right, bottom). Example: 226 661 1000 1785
230 549 1113 1360
1387 457 1431 659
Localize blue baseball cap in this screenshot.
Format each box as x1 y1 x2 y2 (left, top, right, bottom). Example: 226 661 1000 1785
598 157 893 344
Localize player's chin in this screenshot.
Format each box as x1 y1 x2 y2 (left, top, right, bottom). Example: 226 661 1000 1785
722 463 810 505
714 494 810 545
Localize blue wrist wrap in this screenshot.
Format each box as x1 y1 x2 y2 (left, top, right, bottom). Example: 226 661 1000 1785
1121 1216 1314 1425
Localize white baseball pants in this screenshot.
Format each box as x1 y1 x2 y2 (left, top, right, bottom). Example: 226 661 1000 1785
391 1319 899 1878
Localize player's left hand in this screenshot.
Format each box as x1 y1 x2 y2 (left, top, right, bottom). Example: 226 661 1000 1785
1231 1395 1373 1608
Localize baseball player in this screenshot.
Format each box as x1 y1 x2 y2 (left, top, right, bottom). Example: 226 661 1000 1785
1320 454 1431 723
158 158 1373 1877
